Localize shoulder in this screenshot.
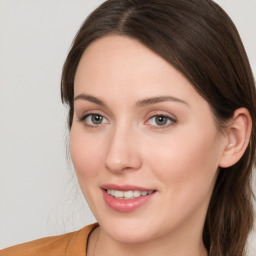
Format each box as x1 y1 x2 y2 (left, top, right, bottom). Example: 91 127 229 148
0 223 99 256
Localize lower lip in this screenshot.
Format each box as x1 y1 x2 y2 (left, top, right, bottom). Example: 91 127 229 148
102 190 156 212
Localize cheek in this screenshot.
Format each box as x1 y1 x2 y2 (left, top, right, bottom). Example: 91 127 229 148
69 126 104 180
144 128 221 229
146 126 221 193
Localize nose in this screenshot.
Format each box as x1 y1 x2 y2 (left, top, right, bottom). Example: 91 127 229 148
104 125 142 174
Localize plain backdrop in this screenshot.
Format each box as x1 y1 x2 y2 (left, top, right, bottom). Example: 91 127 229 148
0 0 255 253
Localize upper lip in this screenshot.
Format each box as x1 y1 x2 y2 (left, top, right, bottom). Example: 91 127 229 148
100 184 156 191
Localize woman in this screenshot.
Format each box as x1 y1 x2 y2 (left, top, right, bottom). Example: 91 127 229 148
1 0 255 255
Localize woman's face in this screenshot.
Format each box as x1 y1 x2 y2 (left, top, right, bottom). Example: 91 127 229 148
70 35 227 244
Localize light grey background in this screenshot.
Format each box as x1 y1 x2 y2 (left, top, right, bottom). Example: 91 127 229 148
0 0 255 254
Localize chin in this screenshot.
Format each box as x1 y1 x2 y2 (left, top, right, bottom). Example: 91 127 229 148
97 214 164 244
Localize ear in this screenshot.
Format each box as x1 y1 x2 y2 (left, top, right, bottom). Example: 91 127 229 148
219 108 252 168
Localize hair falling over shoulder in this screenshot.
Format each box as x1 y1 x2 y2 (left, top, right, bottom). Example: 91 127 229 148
61 0 256 255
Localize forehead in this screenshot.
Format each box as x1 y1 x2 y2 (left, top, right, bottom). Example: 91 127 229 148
73 35 213 117
74 35 174 86
75 35 194 97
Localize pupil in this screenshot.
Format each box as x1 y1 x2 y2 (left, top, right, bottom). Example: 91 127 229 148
92 115 102 124
156 116 167 125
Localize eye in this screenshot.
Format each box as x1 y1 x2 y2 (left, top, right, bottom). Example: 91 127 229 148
80 113 109 126
147 115 176 127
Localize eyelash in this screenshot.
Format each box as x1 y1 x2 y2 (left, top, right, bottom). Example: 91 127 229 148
146 115 177 128
78 113 109 128
78 113 177 129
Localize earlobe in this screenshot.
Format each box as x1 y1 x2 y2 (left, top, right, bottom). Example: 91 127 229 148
219 108 252 168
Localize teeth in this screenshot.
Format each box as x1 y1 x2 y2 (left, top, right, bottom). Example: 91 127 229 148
141 191 147 196
133 190 141 198
106 189 154 199
114 190 124 198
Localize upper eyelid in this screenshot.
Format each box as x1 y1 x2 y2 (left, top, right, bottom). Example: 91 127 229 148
150 114 176 120
73 96 186 120
144 110 177 121
76 109 177 123
147 115 176 124
81 113 108 121
144 111 177 127
79 113 109 128
80 111 176 119
78 110 108 119
73 101 113 119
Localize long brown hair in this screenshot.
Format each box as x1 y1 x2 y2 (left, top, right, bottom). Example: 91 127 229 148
61 0 256 255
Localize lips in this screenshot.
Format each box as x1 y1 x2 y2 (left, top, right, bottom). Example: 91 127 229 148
101 184 156 212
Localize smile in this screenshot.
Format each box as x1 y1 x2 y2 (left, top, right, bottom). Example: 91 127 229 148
101 185 157 212
106 189 154 199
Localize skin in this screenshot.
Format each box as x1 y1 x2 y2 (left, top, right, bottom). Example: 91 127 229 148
70 35 230 256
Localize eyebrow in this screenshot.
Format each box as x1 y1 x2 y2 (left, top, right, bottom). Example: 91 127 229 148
74 94 188 107
74 94 106 106
136 96 188 107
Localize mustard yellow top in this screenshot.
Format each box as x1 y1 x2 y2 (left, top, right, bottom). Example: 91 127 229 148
0 223 99 256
